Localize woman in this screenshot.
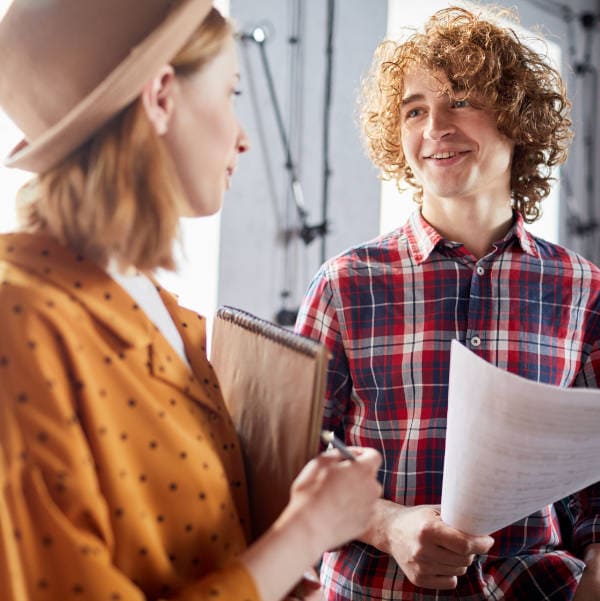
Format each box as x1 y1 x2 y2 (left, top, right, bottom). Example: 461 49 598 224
0 2 382 600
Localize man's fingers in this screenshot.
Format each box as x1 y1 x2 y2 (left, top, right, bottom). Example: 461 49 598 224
431 521 494 556
421 561 468 577
411 573 459 590
419 546 475 568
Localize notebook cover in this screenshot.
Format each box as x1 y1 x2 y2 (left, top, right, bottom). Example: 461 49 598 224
211 305 329 539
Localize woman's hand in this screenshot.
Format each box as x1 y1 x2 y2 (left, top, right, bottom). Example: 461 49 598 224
285 447 383 555
239 446 382 601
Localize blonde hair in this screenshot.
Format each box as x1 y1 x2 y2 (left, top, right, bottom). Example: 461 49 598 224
360 6 572 223
18 7 232 271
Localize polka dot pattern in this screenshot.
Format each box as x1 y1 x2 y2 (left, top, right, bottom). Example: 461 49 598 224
0 233 259 601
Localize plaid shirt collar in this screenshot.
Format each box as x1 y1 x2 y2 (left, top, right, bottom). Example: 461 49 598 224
405 208 540 264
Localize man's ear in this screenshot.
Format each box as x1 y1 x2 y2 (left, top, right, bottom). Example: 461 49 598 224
141 64 176 135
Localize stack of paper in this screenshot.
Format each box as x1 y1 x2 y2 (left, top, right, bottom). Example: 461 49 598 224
441 340 600 535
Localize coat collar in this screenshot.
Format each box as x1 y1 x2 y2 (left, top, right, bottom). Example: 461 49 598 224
0 232 153 347
0 232 225 415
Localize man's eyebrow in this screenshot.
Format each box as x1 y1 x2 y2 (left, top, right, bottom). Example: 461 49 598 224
401 93 425 105
402 88 469 105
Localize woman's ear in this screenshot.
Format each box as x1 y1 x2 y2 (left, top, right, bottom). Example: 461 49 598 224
142 64 176 135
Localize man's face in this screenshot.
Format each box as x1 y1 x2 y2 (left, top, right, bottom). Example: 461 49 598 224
399 67 514 208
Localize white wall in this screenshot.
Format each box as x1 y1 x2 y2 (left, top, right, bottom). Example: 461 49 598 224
221 0 386 322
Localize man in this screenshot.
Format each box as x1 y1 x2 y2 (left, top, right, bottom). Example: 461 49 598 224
296 6 600 600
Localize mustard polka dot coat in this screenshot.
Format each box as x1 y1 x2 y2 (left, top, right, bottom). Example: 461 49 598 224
0 233 260 601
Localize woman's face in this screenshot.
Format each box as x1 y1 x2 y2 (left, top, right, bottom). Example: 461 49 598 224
164 36 249 217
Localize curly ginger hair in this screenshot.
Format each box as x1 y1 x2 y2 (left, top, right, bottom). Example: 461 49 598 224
360 6 572 223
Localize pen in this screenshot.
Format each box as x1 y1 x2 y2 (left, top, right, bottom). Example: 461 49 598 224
320 430 356 461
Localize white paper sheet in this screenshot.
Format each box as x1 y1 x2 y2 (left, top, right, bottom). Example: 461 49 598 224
440 339 600 536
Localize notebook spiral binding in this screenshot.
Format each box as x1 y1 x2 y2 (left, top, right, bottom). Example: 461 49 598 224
215 305 323 358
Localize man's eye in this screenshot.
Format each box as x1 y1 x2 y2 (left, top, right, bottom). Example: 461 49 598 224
405 108 421 119
453 98 470 108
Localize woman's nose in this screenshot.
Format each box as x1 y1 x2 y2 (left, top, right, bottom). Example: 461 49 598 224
237 124 250 154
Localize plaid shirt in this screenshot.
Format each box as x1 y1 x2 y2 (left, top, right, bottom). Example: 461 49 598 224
295 210 600 601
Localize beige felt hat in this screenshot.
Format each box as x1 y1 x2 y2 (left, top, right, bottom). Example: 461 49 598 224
0 0 212 173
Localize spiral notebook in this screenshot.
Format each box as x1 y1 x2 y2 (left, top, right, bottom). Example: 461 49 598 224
210 305 329 539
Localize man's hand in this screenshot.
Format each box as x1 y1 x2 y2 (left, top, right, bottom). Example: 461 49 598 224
573 543 600 601
362 500 494 590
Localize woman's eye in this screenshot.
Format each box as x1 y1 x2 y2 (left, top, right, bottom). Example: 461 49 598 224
232 88 243 97
405 108 421 119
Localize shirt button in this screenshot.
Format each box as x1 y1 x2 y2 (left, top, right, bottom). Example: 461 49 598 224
470 335 481 347
476 266 485 276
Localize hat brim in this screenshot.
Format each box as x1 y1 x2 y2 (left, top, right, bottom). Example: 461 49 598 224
4 0 212 173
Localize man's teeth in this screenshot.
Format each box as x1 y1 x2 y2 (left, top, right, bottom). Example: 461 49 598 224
430 151 457 159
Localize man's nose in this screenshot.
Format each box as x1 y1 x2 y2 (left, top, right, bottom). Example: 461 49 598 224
424 108 455 140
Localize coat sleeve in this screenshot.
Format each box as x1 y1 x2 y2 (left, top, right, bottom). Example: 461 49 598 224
0 289 261 601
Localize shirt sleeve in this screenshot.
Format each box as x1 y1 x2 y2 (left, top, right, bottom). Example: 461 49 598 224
561 339 600 556
295 266 351 440
0 292 261 601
